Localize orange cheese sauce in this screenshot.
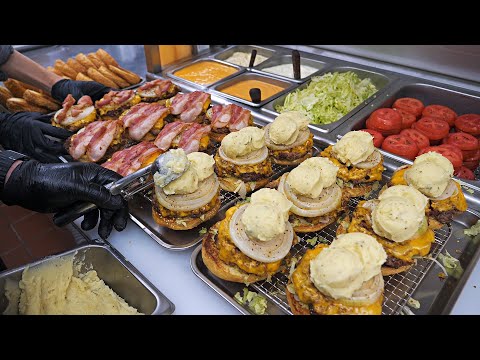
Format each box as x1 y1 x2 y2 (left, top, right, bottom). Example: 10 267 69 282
220 80 286 102
173 61 237 85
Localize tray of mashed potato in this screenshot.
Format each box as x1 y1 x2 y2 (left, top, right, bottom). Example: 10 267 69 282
0 242 175 315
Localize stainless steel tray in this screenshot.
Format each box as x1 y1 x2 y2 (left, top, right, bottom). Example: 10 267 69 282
251 53 328 83
334 79 480 189
166 58 244 90
210 72 297 108
213 45 278 68
191 150 480 315
262 65 394 135
0 241 175 315
121 76 146 91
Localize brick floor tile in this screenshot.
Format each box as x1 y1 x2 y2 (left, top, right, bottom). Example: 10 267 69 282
12 213 55 245
0 226 21 254
27 228 76 260
0 205 35 224
1 246 33 269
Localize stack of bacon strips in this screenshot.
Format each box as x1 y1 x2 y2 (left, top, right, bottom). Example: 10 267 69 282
206 104 253 142
135 79 180 103
102 141 162 177
168 91 211 123
120 102 171 141
66 120 124 163
52 94 97 131
95 90 141 120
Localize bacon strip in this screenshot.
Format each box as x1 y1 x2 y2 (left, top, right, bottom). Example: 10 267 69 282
102 141 160 176
178 123 211 154
228 104 251 131
137 79 173 97
86 120 122 162
169 91 210 122
154 121 190 150
122 103 170 141
69 121 105 159
96 90 134 108
209 104 251 131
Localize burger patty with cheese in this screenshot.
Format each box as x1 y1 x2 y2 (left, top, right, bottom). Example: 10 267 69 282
320 131 384 198
389 152 467 230
95 90 141 120
214 126 273 196
340 185 435 275
286 232 387 315
277 157 345 233
264 111 314 166
202 188 296 283
152 149 220 230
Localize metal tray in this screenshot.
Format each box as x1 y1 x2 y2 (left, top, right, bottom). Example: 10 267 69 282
166 58 244 90
210 72 297 108
191 150 480 315
213 45 278 68
262 65 394 135
0 242 175 315
252 53 328 83
334 80 480 188
121 76 146 90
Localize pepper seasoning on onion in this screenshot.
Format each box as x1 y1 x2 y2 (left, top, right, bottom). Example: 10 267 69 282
151 149 221 230
264 111 314 166
277 157 345 233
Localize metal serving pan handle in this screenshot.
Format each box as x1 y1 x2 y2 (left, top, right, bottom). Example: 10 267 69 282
53 202 98 227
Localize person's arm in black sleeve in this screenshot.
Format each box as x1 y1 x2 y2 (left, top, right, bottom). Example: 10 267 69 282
0 46 110 102
0 154 128 240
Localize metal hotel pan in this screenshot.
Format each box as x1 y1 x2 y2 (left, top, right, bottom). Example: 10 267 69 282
0 242 175 315
262 65 395 137
333 80 480 189
191 147 480 315
213 45 278 68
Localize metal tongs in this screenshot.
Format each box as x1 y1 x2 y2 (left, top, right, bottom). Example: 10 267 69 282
53 150 189 227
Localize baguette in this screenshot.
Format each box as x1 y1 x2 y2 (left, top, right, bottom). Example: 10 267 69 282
96 48 119 67
6 98 49 113
98 66 130 88
76 72 94 81
66 58 88 74
54 59 78 79
0 86 13 107
23 90 61 111
108 65 141 85
87 53 107 68
75 53 97 69
87 68 118 88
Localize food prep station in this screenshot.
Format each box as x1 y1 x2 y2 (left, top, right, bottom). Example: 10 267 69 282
2 44 480 315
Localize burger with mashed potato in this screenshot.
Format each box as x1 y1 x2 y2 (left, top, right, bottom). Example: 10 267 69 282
389 152 467 230
277 157 344 233
320 131 385 198
340 185 435 275
286 232 387 315
202 188 296 283
152 149 220 230
264 111 314 165
214 126 273 196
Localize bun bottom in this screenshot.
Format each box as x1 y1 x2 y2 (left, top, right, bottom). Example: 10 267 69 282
381 264 412 276
286 286 311 315
151 193 220 230
271 150 312 166
218 176 271 194
292 214 338 233
201 223 268 283
342 183 373 199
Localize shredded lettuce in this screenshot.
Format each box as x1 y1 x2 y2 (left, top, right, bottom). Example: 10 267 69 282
306 237 318 246
275 71 377 125
464 220 480 237
438 251 463 279
234 288 268 315
407 297 420 309
198 227 207 235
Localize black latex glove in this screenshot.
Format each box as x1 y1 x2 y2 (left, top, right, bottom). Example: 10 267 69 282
2 160 128 240
51 79 111 102
0 112 72 163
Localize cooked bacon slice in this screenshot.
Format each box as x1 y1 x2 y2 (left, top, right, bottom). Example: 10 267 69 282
55 94 76 122
102 141 161 177
86 120 122 162
122 102 169 141
154 121 190 150
209 104 251 131
178 123 211 154
137 79 174 97
169 91 210 122
96 90 134 108
69 121 105 159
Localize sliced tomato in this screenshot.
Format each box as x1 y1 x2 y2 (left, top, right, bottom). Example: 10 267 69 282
418 146 463 169
454 166 475 180
412 117 450 141
463 160 480 171
382 134 419 160
392 98 424 118
422 105 457 127
443 132 479 151
463 149 480 162
400 129 430 150
439 144 463 162
394 108 416 129
365 108 403 136
359 129 384 148
455 114 480 136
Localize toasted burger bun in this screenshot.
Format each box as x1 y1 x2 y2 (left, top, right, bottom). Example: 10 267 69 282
108 65 141 85
218 176 271 194
151 192 221 230
76 73 94 81
201 223 272 283
54 59 78 79
292 216 338 233
98 66 130 88
87 68 118 88
6 98 49 113
87 53 107 68
0 86 13 107
48 65 65 77
381 264 413 276
286 285 311 315
96 48 119 67
3 79 28 98
271 150 313 166
66 58 88 74
23 90 60 111
76 53 97 70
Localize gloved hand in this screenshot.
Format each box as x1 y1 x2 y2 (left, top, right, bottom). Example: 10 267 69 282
2 160 128 240
51 79 111 102
0 112 72 163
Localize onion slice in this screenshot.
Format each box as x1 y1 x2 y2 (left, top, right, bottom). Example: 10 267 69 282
278 174 342 217
264 123 310 151
218 145 268 166
229 204 294 263
155 174 219 211
340 274 384 307
355 150 382 169
428 180 459 201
